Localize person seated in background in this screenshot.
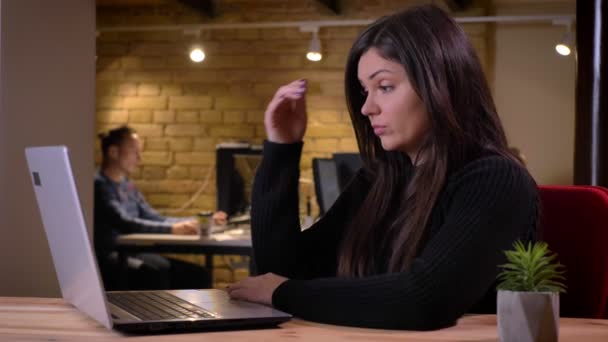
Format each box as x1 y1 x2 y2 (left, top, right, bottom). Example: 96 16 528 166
94 125 212 290
227 5 538 330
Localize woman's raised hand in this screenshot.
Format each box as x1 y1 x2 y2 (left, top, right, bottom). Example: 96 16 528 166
264 79 307 143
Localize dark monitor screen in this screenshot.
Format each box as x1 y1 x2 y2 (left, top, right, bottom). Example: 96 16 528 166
312 158 341 215
216 144 262 216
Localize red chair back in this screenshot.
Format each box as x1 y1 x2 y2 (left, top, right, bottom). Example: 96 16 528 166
539 185 608 319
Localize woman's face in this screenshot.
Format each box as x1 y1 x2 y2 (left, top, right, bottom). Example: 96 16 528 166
113 134 141 175
357 48 430 160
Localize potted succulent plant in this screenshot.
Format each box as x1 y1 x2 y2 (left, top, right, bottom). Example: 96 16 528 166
496 240 566 342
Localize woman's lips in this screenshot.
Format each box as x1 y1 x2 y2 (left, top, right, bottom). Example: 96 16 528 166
372 125 386 135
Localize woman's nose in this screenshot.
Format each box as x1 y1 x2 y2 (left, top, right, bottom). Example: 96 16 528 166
360 94 378 117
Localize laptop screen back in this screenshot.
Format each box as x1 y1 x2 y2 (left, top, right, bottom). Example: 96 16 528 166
25 146 112 329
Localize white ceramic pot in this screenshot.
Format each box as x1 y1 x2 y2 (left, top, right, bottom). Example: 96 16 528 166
497 290 559 342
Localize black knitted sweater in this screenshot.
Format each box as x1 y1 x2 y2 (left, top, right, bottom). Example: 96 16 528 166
251 141 538 330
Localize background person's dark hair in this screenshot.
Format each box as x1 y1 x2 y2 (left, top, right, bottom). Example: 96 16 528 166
98 126 136 163
339 5 521 277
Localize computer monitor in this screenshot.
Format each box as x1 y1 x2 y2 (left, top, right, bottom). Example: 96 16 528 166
215 143 263 217
233 153 262 212
312 158 341 216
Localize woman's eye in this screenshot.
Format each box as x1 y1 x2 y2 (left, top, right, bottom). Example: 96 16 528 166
360 88 368 96
379 85 394 93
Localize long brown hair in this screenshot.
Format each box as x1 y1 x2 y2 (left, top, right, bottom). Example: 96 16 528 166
338 5 519 277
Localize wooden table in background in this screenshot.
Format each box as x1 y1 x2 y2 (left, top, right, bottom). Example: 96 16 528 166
1 297 608 341
115 228 253 284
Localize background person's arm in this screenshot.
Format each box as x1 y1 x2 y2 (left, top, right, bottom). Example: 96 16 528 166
135 187 199 234
135 191 167 222
95 178 172 234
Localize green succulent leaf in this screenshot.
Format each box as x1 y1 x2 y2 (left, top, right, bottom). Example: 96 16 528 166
497 240 567 293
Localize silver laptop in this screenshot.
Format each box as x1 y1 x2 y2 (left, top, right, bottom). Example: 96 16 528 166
25 146 291 333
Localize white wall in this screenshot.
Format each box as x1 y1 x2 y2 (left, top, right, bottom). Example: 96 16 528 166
0 0 95 297
492 1 576 185
494 22 576 185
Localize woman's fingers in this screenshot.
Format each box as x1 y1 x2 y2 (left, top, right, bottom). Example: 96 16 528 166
226 279 245 292
293 91 306 113
275 80 307 102
264 79 308 143
226 281 247 299
226 274 286 306
267 81 307 114
227 287 246 300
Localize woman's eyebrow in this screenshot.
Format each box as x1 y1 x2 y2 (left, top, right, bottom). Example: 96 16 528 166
367 69 393 80
358 69 394 85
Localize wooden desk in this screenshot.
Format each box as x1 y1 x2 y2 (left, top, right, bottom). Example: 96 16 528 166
116 228 252 255
2 297 608 341
115 228 253 283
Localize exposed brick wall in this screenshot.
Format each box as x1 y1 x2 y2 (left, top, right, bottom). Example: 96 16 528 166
96 0 489 287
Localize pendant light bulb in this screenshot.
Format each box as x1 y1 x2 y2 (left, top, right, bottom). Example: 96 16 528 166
190 46 205 62
306 31 322 62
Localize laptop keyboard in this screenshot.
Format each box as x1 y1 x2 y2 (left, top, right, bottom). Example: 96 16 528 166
107 291 216 321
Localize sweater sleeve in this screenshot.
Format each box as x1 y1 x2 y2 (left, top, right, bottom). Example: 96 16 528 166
271 157 538 330
135 190 169 222
251 141 369 279
94 177 172 234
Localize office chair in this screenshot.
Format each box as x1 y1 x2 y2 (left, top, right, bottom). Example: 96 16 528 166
538 185 608 318
312 158 341 216
332 153 363 192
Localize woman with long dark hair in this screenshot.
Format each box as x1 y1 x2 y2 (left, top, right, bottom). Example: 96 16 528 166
227 5 538 330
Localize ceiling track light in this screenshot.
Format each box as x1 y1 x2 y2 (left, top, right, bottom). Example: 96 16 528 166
184 28 206 63
553 18 574 57
307 31 322 62
300 25 322 62
98 15 576 61
555 33 573 56
190 45 205 62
